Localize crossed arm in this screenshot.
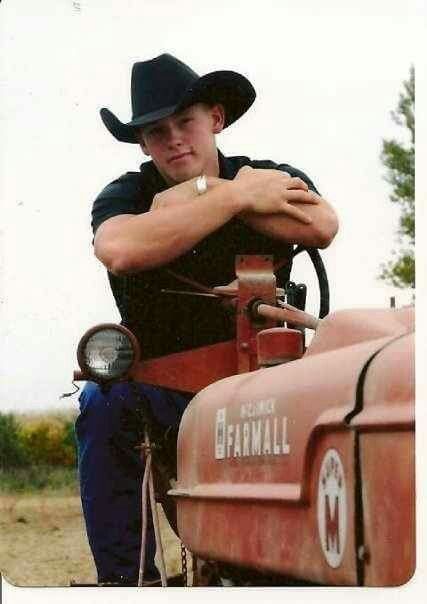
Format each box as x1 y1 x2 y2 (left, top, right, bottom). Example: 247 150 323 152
94 167 339 275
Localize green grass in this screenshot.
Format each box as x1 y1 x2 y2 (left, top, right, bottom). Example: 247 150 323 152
0 465 79 495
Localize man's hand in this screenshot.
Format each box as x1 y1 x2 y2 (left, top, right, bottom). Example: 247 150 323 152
234 165 319 224
150 178 199 210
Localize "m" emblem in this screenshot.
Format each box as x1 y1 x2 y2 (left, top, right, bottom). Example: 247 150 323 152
317 449 347 568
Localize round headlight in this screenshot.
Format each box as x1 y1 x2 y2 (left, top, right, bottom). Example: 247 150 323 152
77 324 140 381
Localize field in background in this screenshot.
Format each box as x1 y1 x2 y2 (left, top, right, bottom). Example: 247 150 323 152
0 495 181 587
0 494 96 586
0 410 181 586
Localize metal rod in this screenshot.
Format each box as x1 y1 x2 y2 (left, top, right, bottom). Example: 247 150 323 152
257 302 319 330
161 289 219 298
162 286 286 299
138 431 151 587
148 459 168 586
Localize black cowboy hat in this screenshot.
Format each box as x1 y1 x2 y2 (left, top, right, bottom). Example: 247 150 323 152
100 53 256 144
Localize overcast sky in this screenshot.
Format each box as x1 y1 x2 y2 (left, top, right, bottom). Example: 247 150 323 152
0 0 420 416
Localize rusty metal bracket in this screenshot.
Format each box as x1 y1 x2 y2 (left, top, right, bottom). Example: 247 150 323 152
235 255 277 373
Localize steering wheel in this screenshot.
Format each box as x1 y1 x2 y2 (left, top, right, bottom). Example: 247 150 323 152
282 245 330 319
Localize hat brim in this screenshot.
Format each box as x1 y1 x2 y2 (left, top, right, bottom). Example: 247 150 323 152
100 70 256 144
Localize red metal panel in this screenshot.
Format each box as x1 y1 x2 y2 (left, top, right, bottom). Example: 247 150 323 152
173 334 404 582
131 340 237 393
350 333 415 429
176 335 396 492
359 431 415 586
175 431 358 584
173 308 415 584
306 307 414 357
350 333 415 585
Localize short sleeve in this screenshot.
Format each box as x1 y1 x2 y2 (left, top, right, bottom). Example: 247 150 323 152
91 172 144 234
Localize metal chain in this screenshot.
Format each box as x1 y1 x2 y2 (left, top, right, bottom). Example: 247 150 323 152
181 542 188 586
191 553 198 587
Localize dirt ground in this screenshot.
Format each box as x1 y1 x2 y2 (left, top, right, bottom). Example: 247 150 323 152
0 494 182 587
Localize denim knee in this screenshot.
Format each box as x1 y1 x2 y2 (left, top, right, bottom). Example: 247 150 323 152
75 381 191 479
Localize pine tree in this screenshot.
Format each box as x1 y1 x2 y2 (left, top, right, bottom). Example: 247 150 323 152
380 66 415 289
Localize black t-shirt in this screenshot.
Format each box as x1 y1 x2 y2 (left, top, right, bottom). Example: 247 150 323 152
92 151 319 359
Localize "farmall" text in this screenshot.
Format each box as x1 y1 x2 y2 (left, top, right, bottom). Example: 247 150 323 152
215 404 291 459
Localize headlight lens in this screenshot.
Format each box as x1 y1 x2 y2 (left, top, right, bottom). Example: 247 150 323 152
78 325 138 380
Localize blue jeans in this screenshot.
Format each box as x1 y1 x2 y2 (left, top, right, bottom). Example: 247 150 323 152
75 381 191 583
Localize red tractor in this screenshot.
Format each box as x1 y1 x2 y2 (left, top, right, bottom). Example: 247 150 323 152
73 252 415 587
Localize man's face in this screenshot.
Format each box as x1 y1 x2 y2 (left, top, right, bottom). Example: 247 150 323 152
138 103 224 185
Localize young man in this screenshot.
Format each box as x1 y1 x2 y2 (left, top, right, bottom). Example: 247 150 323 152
76 53 338 586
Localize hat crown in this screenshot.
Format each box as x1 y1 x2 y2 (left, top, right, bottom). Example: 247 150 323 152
131 54 199 119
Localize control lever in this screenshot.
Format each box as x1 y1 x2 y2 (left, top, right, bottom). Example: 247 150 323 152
253 301 319 331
